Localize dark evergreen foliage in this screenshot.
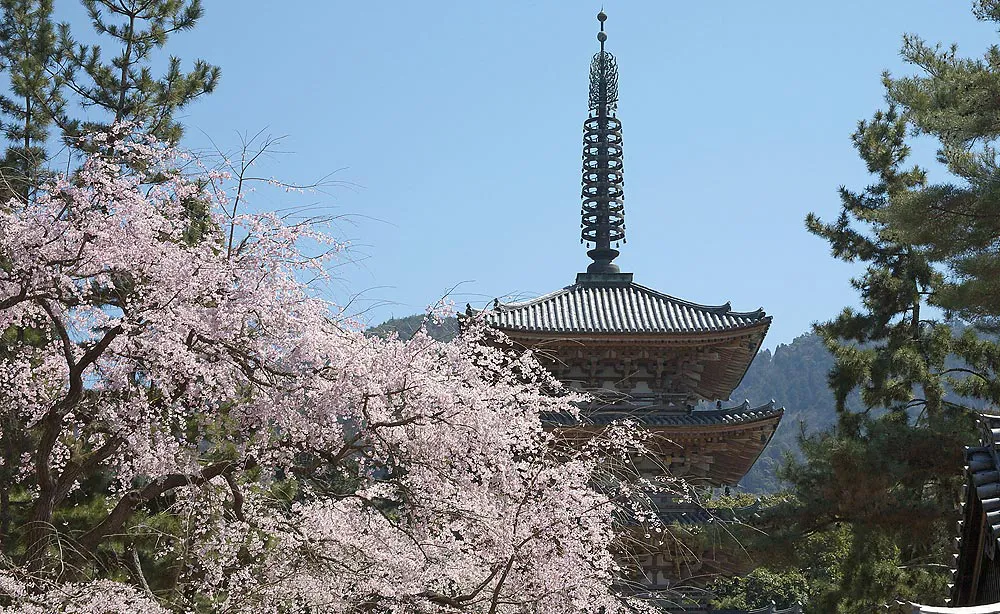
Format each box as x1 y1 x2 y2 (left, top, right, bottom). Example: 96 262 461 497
0 0 61 202
710 567 809 611
756 104 985 613
879 1 1000 326
0 0 218 201
720 3 1000 605
56 0 219 147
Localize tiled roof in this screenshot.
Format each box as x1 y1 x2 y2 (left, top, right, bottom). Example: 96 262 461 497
960 414 1000 555
545 399 783 486
658 500 764 525
717 607 802 614
542 399 783 428
483 274 769 335
906 604 1000 613
667 605 802 614
948 413 1000 609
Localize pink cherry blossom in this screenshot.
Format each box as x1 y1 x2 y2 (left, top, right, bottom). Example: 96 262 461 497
0 131 670 613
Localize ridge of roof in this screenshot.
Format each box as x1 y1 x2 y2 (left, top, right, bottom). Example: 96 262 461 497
658 499 766 526
479 279 770 336
668 604 803 614
907 603 1000 613
492 280 767 319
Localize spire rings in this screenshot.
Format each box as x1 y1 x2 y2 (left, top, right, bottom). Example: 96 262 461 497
580 10 626 272
580 115 625 246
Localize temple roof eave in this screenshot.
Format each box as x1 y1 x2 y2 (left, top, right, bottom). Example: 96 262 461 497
494 281 768 319
907 603 1000 614
482 315 770 403
543 400 784 428
475 280 771 338
545 401 784 486
491 318 772 343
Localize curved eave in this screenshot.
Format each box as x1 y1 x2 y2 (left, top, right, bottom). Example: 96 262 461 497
724 316 771 399
650 409 784 486
642 406 783 486
963 413 1000 544
490 315 772 341
907 604 1000 614
491 281 765 318
724 607 803 614
548 403 784 486
544 401 783 427
659 498 767 525
952 413 1000 607
476 280 771 337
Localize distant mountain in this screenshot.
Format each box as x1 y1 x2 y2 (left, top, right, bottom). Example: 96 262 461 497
727 333 837 492
368 314 836 493
365 314 459 342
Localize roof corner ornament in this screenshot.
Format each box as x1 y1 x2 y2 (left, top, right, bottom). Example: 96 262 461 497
581 10 626 274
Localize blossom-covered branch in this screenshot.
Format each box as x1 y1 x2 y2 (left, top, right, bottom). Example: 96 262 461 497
0 131 665 613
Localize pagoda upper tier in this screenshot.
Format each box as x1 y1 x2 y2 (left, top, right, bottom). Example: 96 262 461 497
481 12 771 406
489 273 768 336
485 272 771 403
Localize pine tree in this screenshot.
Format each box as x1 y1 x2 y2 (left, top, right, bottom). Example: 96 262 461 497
53 0 219 149
0 0 62 202
757 108 987 612
0 0 219 194
877 0 1000 325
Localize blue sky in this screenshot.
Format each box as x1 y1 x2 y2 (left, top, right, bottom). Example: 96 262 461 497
63 2 1000 348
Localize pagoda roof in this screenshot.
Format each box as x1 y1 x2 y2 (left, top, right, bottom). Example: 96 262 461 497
543 399 783 428
546 400 783 486
656 499 765 525
905 604 1000 613
964 439 1000 548
716 607 802 614
960 413 1000 552
662 603 802 613
484 273 770 337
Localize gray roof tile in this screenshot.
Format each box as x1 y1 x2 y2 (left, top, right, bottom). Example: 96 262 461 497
964 415 1000 555
484 278 769 335
908 603 1000 613
542 399 783 427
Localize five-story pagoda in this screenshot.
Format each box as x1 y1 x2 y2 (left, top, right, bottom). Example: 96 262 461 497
477 12 784 592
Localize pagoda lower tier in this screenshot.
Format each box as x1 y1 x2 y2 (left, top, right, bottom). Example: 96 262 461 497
542 400 782 597
547 400 783 486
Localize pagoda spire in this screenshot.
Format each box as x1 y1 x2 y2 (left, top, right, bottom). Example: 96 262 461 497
580 10 626 274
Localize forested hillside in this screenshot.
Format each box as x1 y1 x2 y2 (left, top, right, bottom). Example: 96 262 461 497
366 313 460 342
728 333 838 492
367 315 840 492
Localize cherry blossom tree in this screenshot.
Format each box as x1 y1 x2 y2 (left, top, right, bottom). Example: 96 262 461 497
0 129 664 613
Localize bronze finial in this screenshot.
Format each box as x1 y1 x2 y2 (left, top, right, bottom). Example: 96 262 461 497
598 10 607 49
581 11 625 274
